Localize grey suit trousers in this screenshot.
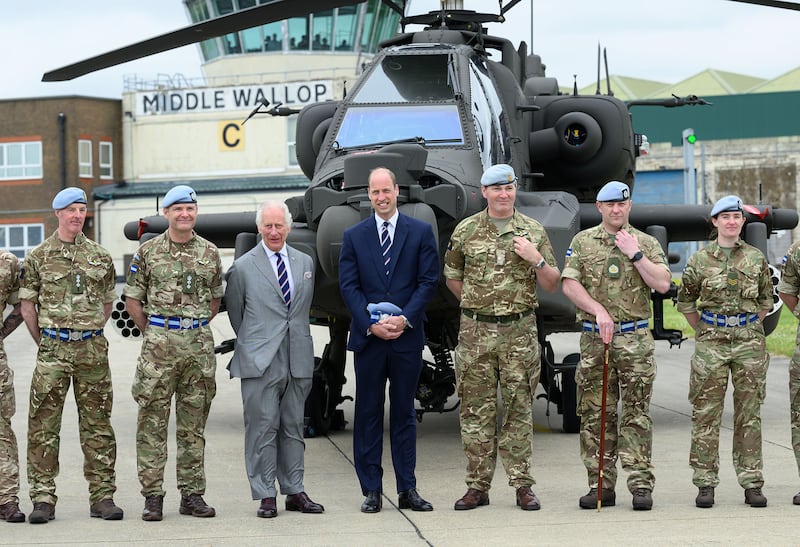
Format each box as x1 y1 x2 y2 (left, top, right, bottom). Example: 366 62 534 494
240 338 312 499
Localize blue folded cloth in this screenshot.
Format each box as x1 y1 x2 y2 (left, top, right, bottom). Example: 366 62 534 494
368 302 402 324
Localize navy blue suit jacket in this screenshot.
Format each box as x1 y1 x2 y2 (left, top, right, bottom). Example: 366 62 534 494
339 212 439 353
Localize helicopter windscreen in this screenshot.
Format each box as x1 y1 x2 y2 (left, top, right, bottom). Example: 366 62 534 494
334 104 463 149
352 53 454 103
334 51 464 149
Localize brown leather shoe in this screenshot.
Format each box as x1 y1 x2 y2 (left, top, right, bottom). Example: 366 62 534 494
142 495 163 522
0 501 25 523
179 493 216 518
257 497 277 518
454 488 489 511
285 492 324 514
516 486 541 511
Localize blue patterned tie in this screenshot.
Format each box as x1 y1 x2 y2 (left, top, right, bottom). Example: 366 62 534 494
276 253 291 305
380 221 392 276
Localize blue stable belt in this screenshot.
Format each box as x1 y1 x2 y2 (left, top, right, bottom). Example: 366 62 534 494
700 311 759 327
582 319 650 334
148 315 209 330
42 328 104 342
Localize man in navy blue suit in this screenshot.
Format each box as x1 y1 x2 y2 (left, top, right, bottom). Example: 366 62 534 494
339 167 440 513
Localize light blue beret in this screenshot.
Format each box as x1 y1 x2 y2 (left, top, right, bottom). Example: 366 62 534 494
162 185 197 208
481 164 517 187
596 181 630 202
710 195 743 217
52 187 87 210
367 301 402 324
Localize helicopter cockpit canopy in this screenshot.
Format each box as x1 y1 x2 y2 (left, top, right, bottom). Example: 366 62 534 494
333 50 465 150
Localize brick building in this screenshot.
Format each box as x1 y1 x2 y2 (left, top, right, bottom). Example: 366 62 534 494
0 96 121 257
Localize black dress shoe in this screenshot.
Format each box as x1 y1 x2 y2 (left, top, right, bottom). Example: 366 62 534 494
285 492 324 513
398 489 433 511
257 497 277 518
361 491 382 513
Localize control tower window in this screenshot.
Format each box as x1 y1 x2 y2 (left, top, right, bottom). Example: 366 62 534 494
288 16 310 50
262 21 282 51
336 6 358 51
312 10 333 51
213 0 234 16
241 28 262 52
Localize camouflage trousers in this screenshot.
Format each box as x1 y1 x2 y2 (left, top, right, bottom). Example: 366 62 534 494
576 330 656 493
132 326 216 497
454 312 539 491
689 323 768 489
0 352 20 505
28 336 117 505
790 326 800 477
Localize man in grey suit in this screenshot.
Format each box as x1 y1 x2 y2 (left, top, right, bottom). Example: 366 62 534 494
224 200 324 518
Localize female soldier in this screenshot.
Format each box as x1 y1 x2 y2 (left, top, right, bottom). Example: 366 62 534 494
677 195 773 509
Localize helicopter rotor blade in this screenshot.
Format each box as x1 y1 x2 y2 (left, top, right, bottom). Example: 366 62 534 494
42 0 360 82
726 0 800 10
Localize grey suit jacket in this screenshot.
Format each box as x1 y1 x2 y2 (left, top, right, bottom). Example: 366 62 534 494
224 243 314 379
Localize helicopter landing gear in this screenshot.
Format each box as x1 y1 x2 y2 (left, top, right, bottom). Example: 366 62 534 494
304 323 351 438
538 337 581 433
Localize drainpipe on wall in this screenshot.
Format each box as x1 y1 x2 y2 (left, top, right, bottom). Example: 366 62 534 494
58 112 67 190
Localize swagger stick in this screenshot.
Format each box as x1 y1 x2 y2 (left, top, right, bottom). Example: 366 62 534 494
598 342 610 511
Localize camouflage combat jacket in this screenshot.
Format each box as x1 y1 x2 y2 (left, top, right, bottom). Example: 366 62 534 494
562 222 668 322
123 231 223 318
444 208 556 314
19 231 116 329
779 240 800 318
0 250 20 313
678 239 772 315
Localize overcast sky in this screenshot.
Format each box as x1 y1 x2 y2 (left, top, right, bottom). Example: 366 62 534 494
2 0 798 99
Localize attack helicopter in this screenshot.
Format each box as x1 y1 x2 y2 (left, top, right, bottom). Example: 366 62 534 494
44 0 800 435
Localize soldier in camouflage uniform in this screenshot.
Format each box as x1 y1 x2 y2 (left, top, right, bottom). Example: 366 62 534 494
679 195 772 509
123 185 223 522
561 181 671 511
0 251 25 523
444 164 560 511
19 187 123 524
778 238 800 506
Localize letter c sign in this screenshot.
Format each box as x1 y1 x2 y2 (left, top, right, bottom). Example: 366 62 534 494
219 121 243 150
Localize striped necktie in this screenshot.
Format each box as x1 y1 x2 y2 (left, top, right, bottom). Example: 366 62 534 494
380 221 392 276
276 252 291 305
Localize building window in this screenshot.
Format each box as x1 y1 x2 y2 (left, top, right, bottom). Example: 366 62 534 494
79 139 92 177
0 141 42 180
99 141 113 179
287 117 298 167
0 224 44 258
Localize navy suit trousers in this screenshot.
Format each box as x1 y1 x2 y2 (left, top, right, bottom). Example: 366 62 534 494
353 339 423 495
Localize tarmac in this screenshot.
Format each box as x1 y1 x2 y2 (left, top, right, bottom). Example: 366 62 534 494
2 305 800 546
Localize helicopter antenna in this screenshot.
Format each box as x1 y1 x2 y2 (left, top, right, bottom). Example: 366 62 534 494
241 98 269 125
595 43 601 95
604 47 614 96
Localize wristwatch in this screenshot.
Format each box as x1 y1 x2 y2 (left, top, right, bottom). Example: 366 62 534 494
535 257 547 270
631 251 644 263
